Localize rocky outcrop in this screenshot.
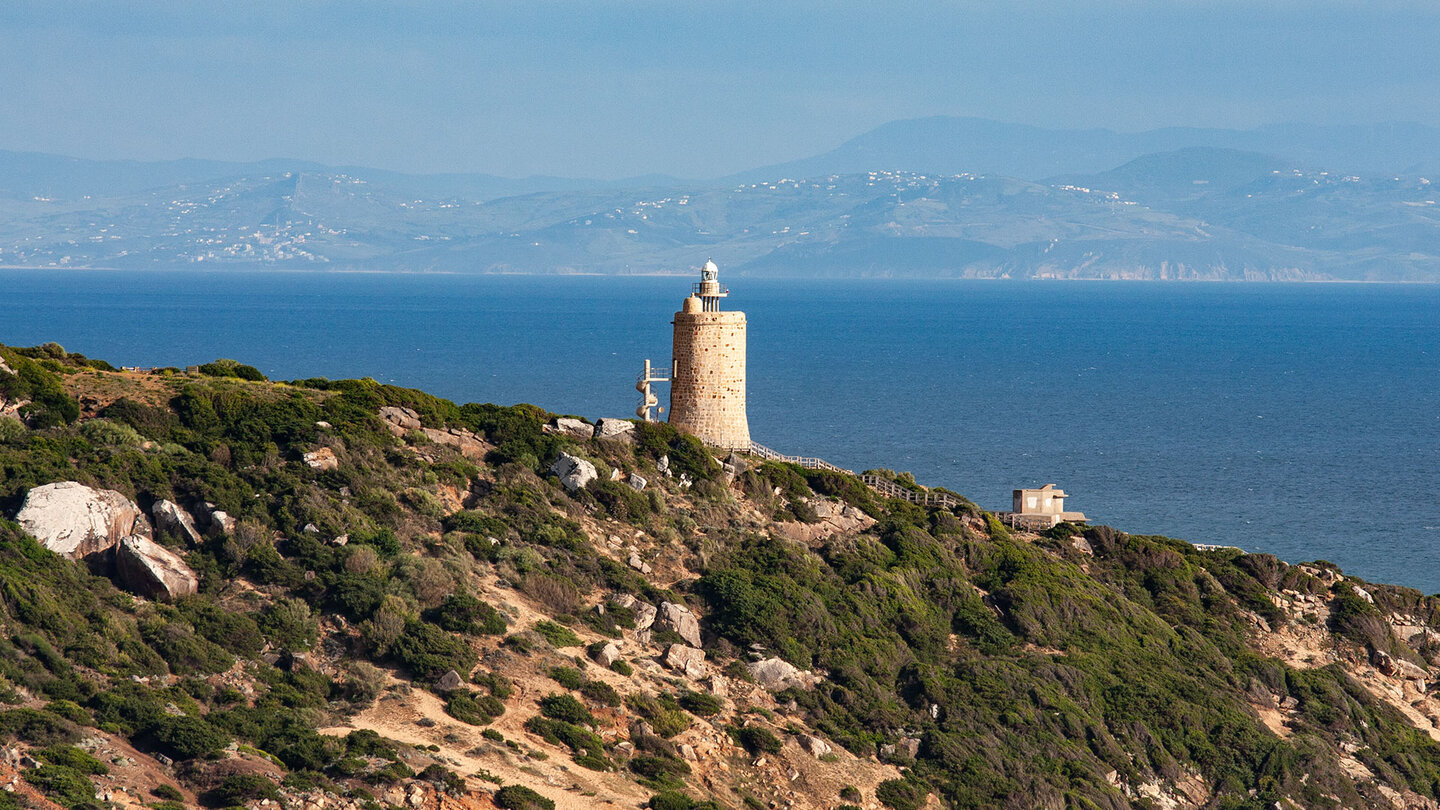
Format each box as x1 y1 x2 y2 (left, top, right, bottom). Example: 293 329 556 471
152 499 204 546
434 670 464 692
594 418 636 441
748 657 820 691
302 447 339 470
664 644 708 679
420 427 489 460
15 481 149 561
627 474 647 492
658 601 702 647
773 497 876 545
611 594 658 631
1373 649 1429 681
550 418 593 439
379 406 422 435
550 453 598 491
115 535 198 601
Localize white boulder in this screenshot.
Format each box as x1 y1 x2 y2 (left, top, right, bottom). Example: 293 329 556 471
151 499 204 546
747 657 820 692
664 644 708 679
115 535 198 601
549 453 598 492
551 418 593 439
658 601 702 647
15 482 149 560
594 418 636 441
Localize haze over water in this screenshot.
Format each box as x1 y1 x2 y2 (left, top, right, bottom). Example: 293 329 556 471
3 271 1437 591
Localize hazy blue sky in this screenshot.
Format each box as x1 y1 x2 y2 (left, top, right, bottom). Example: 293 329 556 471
3 1 1438 178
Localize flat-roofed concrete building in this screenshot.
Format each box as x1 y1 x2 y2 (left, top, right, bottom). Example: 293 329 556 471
1005 484 1088 530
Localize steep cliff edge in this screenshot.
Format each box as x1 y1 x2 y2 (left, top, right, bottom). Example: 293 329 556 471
3 342 1440 810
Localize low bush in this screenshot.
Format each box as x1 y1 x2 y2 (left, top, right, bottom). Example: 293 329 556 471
875 778 929 810
446 691 505 726
677 692 723 717
425 593 507 636
493 784 555 810
533 620 582 648
538 693 595 726
731 725 782 755
205 773 281 807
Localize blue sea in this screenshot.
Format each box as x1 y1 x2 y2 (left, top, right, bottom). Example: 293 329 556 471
3 271 1438 592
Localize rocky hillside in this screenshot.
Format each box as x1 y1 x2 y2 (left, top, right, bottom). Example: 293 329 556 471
4 342 1440 810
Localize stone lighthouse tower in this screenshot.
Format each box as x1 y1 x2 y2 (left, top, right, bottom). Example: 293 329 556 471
668 260 751 449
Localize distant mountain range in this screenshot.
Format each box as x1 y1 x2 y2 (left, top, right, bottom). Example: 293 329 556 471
2 117 1439 281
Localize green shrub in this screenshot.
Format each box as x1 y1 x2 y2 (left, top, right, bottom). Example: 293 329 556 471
22 765 95 808
198 359 267 382
150 784 184 802
627 694 691 738
732 725 782 755
611 660 633 676
493 784 555 810
35 744 108 774
257 597 318 651
875 778 929 810
0 708 79 746
647 792 721 810
206 773 281 806
677 692 723 717
425 593 507 636
580 679 622 707
533 620 582 648
522 717 609 770
148 714 230 759
538 693 595 726
548 666 583 690
446 691 505 726
389 620 477 681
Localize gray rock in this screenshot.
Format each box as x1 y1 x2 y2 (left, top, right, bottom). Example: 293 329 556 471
664 644 708 679
632 601 658 631
591 641 622 668
152 499 203 546
747 657 819 692
286 652 317 672
658 601 702 647
420 427 489 460
594 418 636 441
678 744 697 761
206 508 236 536
628 474 648 492
550 452 598 492
552 417 593 439
628 552 652 575
656 455 671 476
302 447 339 470
800 735 831 758
435 670 464 692
115 535 198 601
16 481 149 561
379 406 422 434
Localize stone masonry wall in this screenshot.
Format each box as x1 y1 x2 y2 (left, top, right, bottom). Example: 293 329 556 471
669 310 750 449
